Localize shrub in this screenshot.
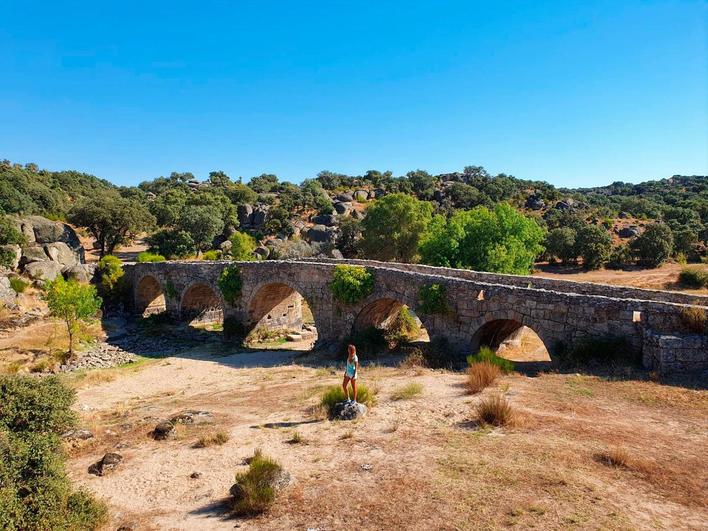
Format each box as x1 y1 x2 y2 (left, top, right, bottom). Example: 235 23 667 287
0 248 17 268
330 265 374 304
136 251 166 263
195 430 230 448
417 283 448 314
466 361 501 394
595 447 630 469
384 307 420 347
390 382 423 401
201 250 222 261
467 346 514 374
9 278 28 294
96 255 125 302
146 228 196 259
231 452 285 516
679 307 707 334
0 215 24 245
678 267 708 289
0 376 107 530
218 266 242 304
606 244 633 270
229 231 257 261
320 384 375 415
476 394 514 427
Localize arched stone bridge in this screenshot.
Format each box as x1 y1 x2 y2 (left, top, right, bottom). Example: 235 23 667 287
122 259 708 374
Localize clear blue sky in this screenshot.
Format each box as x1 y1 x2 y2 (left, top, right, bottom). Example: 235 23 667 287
1 1 706 187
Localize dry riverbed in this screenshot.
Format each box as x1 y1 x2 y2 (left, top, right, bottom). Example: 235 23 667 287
64 347 708 530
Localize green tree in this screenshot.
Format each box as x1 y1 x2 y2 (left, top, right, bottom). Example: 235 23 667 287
419 204 545 274
545 227 577 264
147 229 196 259
407 170 437 201
575 225 612 270
44 277 102 358
69 193 155 257
229 231 257 260
248 173 279 193
632 223 674 267
360 193 433 262
177 204 224 251
336 217 362 257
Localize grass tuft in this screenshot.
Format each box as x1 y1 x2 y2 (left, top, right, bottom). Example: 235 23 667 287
476 394 514 427
466 361 501 394
467 346 514 373
319 384 375 416
195 430 230 448
231 452 285 516
390 382 424 401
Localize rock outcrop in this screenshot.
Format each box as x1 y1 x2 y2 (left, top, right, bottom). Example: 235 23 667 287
331 400 368 420
88 452 123 476
12 216 85 278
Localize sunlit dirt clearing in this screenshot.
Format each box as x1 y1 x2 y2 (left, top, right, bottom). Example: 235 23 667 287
62 347 708 531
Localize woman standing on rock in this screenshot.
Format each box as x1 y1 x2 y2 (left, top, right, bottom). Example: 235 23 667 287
342 344 359 403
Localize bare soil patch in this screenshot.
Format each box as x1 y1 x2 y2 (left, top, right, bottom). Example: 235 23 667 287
65 349 708 530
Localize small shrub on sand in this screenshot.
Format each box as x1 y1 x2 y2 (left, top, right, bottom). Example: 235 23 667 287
678 267 708 289
320 384 375 415
679 307 707 334
195 430 230 448
390 382 423 401
136 251 166 263
231 453 285 516
9 278 28 294
286 431 304 444
476 394 514 427
467 346 514 373
466 361 501 394
595 447 630 468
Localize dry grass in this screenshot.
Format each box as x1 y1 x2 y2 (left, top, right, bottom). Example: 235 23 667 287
195 430 230 448
679 306 707 334
466 361 501 394
390 382 424 400
476 393 515 427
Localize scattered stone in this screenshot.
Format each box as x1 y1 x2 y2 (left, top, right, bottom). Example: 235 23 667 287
525 195 545 210
353 190 368 202
88 452 123 476
62 264 95 283
152 420 176 440
230 468 291 502
45 242 79 267
311 214 337 226
619 226 641 239
0 276 16 306
286 333 303 342
360 463 373 471
333 201 352 215
254 245 270 259
0 244 21 269
306 225 336 243
331 401 367 420
61 429 94 440
170 410 213 425
20 244 50 265
335 192 353 202
190 471 202 479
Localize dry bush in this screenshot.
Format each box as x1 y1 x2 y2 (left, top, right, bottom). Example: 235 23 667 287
390 382 424 401
399 348 427 369
195 430 230 448
679 307 707 334
476 394 514 427
595 447 657 476
466 361 501 394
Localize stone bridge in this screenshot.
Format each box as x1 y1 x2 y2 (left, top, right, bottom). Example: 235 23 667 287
122 259 708 374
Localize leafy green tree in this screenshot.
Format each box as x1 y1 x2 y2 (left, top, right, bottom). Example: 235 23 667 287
44 277 102 357
229 231 257 260
330 265 374 303
419 204 545 274
575 225 612 270
177 204 224 251
248 174 279 193
545 227 577 264
225 183 258 205
407 170 437 201
336 217 362 257
360 193 433 262
447 182 487 209
69 193 155 257
146 229 196 259
96 255 125 302
149 188 187 226
632 223 674 267
0 214 24 245
673 227 699 258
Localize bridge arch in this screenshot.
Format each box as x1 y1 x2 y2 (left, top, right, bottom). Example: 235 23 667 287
471 317 551 364
136 274 166 317
180 282 224 326
352 297 430 348
245 281 318 348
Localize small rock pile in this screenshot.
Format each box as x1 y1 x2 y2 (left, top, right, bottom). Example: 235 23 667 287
60 343 137 371
330 401 367 420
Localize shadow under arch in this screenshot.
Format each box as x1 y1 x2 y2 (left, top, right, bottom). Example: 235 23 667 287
351 297 430 352
135 274 166 317
471 318 551 371
180 282 224 329
245 282 318 350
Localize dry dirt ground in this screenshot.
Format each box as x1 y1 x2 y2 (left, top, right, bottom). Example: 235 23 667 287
534 262 708 295
64 345 708 531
